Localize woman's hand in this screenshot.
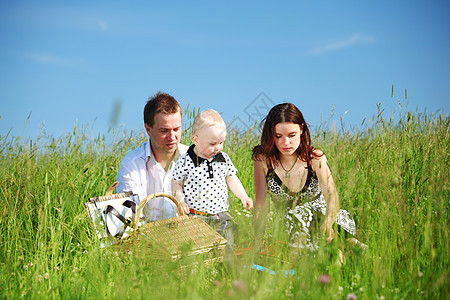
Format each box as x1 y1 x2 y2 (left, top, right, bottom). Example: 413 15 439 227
320 222 335 243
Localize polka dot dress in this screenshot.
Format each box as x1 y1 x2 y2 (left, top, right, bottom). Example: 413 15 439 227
172 145 237 214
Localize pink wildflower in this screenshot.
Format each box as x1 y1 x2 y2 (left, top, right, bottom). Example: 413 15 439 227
319 274 331 284
346 293 357 300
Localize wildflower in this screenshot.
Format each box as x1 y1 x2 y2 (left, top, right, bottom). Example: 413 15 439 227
346 293 357 300
379 296 385 300
38 275 43 282
418 271 423 277
28 262 33 268
214 280 221 286
319 274 331 284
54 266 60 271
227 289 235 298
44 273 49 280
338 286 344 294
232 280 248 293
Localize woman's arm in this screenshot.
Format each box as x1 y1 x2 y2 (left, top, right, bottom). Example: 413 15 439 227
253 158 269 238
311 151 339 242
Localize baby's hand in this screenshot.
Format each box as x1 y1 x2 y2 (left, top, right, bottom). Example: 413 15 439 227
180 202 190 215
241 197 253 210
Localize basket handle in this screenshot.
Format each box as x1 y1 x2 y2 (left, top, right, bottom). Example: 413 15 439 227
105 181 119 196
133 193 185 231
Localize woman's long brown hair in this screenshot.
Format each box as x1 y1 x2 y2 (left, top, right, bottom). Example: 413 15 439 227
252 103 323 167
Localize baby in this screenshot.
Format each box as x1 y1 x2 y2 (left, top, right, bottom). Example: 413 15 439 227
172 109 253 247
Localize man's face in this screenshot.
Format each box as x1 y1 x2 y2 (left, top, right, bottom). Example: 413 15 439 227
145 112 182 157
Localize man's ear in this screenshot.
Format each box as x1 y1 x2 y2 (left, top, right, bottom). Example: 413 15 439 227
144 123 152 137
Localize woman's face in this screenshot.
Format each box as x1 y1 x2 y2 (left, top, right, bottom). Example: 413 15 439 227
274 122 302 156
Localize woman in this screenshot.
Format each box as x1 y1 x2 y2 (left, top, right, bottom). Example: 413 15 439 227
252 103 364 251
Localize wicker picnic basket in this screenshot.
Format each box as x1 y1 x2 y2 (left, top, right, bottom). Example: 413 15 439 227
118 192 228 263
86 183 228 263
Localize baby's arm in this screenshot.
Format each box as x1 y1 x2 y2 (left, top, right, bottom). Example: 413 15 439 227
226 175 253 210
171 179 190 214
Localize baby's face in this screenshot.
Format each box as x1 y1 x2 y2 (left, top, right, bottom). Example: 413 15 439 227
193 125 226 160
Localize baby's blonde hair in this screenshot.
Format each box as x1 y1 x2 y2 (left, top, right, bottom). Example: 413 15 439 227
192 109 226 135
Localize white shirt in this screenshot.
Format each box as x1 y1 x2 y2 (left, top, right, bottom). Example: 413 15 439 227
116 139 188 221
172 145 237 214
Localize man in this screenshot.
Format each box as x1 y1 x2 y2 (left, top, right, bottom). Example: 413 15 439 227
116 92 189 221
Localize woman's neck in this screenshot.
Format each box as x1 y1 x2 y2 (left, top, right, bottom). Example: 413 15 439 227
279 154 298 166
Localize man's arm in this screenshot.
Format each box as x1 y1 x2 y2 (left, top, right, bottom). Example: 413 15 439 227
116 159 145 200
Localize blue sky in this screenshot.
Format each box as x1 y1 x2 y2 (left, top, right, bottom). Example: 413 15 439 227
1 0 449 141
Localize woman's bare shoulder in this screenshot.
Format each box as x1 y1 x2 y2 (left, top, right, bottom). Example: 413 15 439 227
312 148 325 157
253 152 266 161
310 149 328 170
253 154 269 174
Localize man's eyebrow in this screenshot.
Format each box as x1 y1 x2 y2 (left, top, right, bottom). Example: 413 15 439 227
159 125 182 130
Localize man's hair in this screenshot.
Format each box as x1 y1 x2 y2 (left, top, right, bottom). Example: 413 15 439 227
143 92 182 127
192 109 226 135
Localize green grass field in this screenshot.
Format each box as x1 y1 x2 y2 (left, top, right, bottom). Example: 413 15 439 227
1 106 448 299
